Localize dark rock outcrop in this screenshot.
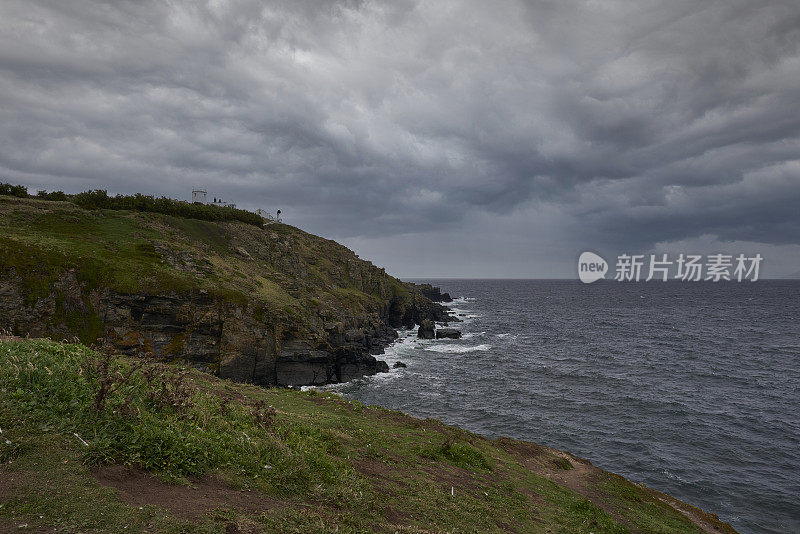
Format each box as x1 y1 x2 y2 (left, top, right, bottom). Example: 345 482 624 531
436 328 461 339
0 267 445 387
408 283 453 303
417 319 435 339
393 361 407 368
276 341 333 386
387 294 452 329
334 344 389 382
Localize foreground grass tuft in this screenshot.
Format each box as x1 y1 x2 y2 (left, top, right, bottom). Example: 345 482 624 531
0 339 728 533
0 340 357 495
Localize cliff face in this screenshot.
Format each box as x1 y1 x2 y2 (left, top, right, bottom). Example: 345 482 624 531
0 196 450 385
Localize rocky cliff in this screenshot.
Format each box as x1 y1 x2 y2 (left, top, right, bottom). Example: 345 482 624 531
0 196 451 385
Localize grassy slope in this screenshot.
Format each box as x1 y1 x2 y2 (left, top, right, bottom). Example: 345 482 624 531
0 339 735 533
0 196 406 344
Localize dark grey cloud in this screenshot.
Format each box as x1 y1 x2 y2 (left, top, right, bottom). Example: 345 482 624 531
1 0 799 276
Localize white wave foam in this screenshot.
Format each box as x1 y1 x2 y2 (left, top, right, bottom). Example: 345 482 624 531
448 306 480 318
461 331 485 339
425 343 492 354
495 333 518 340
450 315 481 324
383 331 425 360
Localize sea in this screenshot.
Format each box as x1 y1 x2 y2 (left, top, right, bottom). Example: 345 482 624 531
329 279 800 534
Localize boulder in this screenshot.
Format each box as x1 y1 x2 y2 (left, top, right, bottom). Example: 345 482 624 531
417 319 435 339
393 361 407 368
335 345 389 382
436 328 461 339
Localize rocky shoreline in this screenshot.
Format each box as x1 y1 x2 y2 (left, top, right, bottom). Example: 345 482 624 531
276 283 456 385
0 272 455 387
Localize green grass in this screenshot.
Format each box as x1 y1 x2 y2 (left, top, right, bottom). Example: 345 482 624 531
0 340 354 493
0 339 726 533
598 473 703 533
423 438 493 471
0 205 194 297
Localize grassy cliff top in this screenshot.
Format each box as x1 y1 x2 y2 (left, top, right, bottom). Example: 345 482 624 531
0 195 412 337
0 338 735 533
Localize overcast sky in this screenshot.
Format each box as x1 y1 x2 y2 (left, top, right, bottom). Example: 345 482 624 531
1 1 799 278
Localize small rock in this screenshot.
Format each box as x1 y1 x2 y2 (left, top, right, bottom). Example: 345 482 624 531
417 319 435 339
436 328 461 339
393 361 407 368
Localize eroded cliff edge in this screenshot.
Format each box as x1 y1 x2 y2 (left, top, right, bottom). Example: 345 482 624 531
0 196 451 386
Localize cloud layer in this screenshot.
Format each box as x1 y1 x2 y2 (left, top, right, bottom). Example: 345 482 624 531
1 0 798 276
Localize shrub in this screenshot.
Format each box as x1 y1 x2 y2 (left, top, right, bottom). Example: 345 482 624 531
1 183 265 227
251 399 277 431
81 351 141 413
37 189 68 201
72 190 264 227
0 181 29 198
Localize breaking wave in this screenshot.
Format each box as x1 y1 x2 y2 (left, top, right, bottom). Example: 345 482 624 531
424 343 492 354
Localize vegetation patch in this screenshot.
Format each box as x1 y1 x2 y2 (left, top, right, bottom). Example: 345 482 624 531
553 457 574 470
51 293 106 345
72 190 265 227
0 339 730 532
0 236 66 304
0 182 265 227
423 433 492 472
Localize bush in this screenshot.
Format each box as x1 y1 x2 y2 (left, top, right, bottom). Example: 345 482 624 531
72 190 264 227
0 181 29 198
1 182 68 201
37 190 68 201
1 183 265 227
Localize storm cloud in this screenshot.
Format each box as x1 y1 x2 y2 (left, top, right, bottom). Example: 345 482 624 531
1 0 799 276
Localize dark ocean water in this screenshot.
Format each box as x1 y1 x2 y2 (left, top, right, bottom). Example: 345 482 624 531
330 279 800 534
